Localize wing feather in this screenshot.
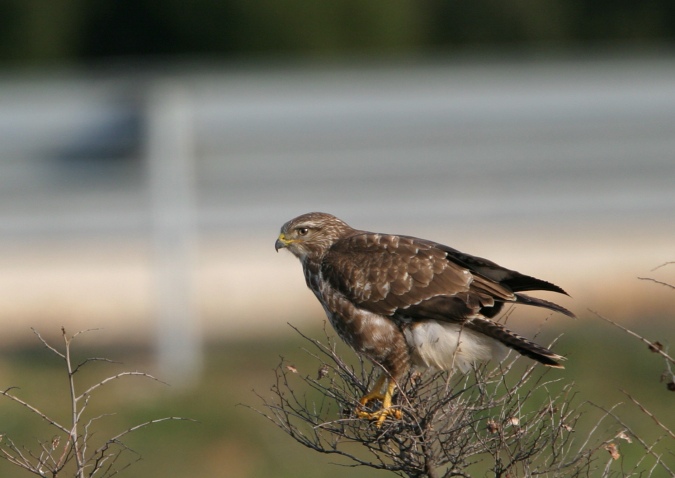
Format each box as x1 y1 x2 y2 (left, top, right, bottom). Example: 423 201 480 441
320 231 574 323
321 233 514 320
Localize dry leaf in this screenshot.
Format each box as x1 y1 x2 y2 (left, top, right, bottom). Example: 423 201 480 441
486 419 500 434
605 443 620 460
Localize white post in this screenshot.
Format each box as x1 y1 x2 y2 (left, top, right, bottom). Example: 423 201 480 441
146 81 201 387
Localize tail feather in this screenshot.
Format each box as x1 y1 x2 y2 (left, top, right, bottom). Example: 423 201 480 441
515 293 576 318
466 317 565 368
481 293 575 319
502 274 570 296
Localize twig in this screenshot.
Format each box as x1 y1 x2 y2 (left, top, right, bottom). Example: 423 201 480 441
78 372 168 402
31 327 65 360
650 262 675 272
620 390 675 441
588 309 675 365
0 388 69 435
62 327 85 477
0 328 190 478
589 402 674 476
637 277 675 291
252 325 664 477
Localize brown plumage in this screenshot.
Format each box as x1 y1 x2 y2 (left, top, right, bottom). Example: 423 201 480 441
275 212 574 426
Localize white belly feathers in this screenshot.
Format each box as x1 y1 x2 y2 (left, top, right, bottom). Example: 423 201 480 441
404 320 508 373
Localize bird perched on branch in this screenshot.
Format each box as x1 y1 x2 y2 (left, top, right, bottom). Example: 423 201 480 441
275 212 574 427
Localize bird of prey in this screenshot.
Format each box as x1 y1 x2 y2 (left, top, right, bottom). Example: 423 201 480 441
275 212 574 426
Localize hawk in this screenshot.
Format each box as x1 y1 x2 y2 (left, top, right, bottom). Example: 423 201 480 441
275 212 574 426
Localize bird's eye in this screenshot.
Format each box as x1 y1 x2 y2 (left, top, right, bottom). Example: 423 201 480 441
297 227 309 236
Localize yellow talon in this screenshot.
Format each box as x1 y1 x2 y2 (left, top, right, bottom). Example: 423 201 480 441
357 407 403 427
357 375 402 427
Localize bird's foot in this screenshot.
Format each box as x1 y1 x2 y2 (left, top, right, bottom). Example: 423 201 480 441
357 394 402 427
358 390 386 407
356 406 402 427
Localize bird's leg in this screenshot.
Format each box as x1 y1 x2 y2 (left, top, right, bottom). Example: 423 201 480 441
358 374 387 406
357 374 402 427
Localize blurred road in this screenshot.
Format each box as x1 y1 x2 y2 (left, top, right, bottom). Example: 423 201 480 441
0 54 674 342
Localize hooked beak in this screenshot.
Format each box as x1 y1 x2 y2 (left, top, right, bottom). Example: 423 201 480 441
275 233 290 252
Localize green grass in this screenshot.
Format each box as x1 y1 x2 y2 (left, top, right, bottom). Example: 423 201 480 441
0 318 672 478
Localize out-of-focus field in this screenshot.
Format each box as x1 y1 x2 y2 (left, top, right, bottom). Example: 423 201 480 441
1 57 674 350
0 314 672 478
1 56 674 476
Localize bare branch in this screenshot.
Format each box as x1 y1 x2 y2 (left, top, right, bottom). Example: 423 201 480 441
620 390 675 441
253 326 647 477
63 326 85 477
106 417 194 445
588 309 675 365
30 328 65 360
637 277 675 291
0 388 69 435
589 402 674 476
73 358 121 375
1 328 191 478
650 262 675 272
71 328 104 340
77 371 169 402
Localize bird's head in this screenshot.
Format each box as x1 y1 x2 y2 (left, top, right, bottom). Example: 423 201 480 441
275 212 354 262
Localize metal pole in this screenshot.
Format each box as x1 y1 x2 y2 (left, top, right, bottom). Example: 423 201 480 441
146 81 201 387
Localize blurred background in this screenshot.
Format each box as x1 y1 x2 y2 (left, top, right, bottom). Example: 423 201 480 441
0 2 674 477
